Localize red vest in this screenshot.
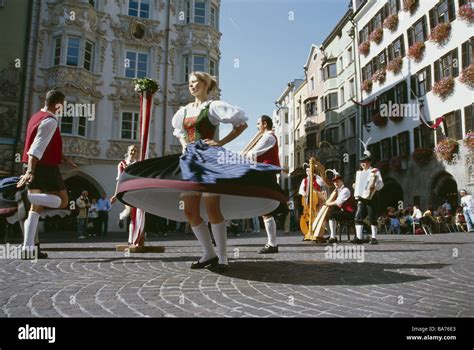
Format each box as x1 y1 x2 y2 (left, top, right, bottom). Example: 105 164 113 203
303 176 322 192
339 186 356 213
22 111 62 166
256 133 280 166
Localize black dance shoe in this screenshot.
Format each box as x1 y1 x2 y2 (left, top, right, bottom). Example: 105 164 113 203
190 256 218 269
370 238 379 245
258 244 279 254
209 263 229 273
350 237 364 244
328 237 338 244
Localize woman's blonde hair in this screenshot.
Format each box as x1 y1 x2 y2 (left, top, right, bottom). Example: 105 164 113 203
189 71 218 94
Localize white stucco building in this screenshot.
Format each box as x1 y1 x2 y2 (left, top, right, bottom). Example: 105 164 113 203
353 0 473 210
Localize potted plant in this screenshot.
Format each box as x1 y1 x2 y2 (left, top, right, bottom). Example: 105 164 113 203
389 155 402 172
403 0 418 14
372 68 387 84
429 22 451 46
408 42 425 62
412 147 434 166
458 3 474 22
463 132 474 153
383 14 399 31
387 57 403 74
369 28 384 44
460 63 474 88
359 41 370 56
434 138 459 164
433 77 455 99
362 79 373 93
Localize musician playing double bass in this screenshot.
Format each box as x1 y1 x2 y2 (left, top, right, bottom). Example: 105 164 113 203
324 170 355 244
245 115 281 254
352 150 384 245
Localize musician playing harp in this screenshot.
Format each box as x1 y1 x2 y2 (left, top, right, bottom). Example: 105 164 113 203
352 148 384 245
324 170 355 244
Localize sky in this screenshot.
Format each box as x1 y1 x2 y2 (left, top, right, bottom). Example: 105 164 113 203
218 0 351 152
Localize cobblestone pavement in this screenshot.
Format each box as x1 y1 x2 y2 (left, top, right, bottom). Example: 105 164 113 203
0 231 472 317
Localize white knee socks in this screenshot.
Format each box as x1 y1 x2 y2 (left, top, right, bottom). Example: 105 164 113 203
371 225 377 239
27 193 61 208
263 217 277 247
22 211 40 250
329 219 336 239
211 221 227 265
355 224 363 240
192 221 217 262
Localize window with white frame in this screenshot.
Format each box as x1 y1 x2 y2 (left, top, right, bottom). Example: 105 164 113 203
60 116 73 135
183 55 190 81
54 37 61 66
194 0 206 24
84 41 94 71
347 46 353 64
349 78 355 98
310 77 315 91
125 51 148 78
210 4 218 29
340 86 345 104
210 58 217 76
285 133 289 145
193 55 206 72
66 37 80 66
121 111 140 140
339 56 344 72
59 99 90 137
128 0 150 19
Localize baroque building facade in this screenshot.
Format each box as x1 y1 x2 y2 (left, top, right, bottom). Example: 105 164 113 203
3 0 221 230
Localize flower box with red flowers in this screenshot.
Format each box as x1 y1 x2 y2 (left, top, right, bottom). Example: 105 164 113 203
383 14 399 31
429 22 451 46
362 79 373 93
460 63 474 88
387 57 403 74
434 138 459 164
372 68 387 84
359 41 370 56
463 132 474 153
433 77 455 99
369 28 384 44
458 3 474 22
408 42 425 62
412 147 434 166
403 0 418 13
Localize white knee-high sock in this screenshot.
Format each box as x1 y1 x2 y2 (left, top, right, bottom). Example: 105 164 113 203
128 223 133 244
22 211 40 250
263 217 277 247
371 225 377 239
27 193 61 208
211 221 227 264
192 221 216 262
355 224 363 240
329 220 336 239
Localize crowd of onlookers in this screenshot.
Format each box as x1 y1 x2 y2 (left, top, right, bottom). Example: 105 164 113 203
377 191 474 235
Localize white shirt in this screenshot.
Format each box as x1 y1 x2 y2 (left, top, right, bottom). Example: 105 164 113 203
27 109 59 161
335 186 351 207
298 175 324 196
172 100 247 141
413 208 422 219
250 130 276 159
461 195 473 212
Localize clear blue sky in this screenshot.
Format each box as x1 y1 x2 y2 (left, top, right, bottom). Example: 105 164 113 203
218 0 351 151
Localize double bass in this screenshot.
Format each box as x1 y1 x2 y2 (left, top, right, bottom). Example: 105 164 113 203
300 157 329 240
